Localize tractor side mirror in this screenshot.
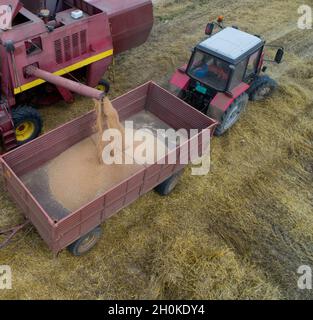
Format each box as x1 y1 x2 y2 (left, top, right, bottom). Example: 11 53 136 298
275 48 284 64
205 23 215 36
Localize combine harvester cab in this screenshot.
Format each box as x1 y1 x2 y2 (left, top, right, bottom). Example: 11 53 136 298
0 0 153 150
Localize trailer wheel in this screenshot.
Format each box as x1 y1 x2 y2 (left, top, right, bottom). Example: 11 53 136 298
12 106 42 145
248 75 277 101
155 170 184 196
67 226 102 256
214 93 249 136
96 79 110 94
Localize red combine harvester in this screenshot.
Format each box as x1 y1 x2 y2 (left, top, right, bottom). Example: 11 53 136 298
170 17 284 136
0 0 153 150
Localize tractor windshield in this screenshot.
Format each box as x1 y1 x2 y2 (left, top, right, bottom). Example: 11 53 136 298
188 50 231 91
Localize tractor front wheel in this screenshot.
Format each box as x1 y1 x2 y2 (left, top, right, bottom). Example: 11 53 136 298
248 75 277 101
12 106 43 145
214 93 249 136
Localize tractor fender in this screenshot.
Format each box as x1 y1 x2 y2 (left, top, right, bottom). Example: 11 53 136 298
208 82 250 122
170 65 190 91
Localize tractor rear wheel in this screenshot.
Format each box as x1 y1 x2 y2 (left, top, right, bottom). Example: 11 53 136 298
12 106 42 145
248 75 277 101
214 93 249 136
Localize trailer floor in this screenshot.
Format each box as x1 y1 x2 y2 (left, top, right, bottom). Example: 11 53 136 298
1 0 313 300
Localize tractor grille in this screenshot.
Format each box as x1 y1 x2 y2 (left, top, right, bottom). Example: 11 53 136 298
54 30 88 64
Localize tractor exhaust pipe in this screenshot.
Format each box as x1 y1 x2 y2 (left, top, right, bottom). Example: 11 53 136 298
25 66 105 100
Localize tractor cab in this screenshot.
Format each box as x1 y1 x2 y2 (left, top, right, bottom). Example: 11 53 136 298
170 21 284 136
186 27 264 94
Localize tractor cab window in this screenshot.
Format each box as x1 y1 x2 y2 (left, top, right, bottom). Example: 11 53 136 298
188 50 231 91
229 58 248 90
246 49 261 78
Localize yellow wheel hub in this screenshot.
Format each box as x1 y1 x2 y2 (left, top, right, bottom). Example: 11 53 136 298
96 84 105 91
15 121 35 142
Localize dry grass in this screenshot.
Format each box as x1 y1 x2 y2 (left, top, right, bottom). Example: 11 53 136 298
1 0 313 299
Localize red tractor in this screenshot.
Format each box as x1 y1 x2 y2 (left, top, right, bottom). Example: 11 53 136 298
0 0 153 151
170 17 284 136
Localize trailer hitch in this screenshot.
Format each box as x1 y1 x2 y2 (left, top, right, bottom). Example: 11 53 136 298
0 220 30 249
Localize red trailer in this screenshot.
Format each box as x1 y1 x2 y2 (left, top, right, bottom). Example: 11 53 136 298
0 82 217 256
0 0 153 150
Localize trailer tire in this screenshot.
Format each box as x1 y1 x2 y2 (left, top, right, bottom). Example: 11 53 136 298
155 170 184 196
12 106 42 145
248 75 277 101
67 226 102 256
214 93 249 136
